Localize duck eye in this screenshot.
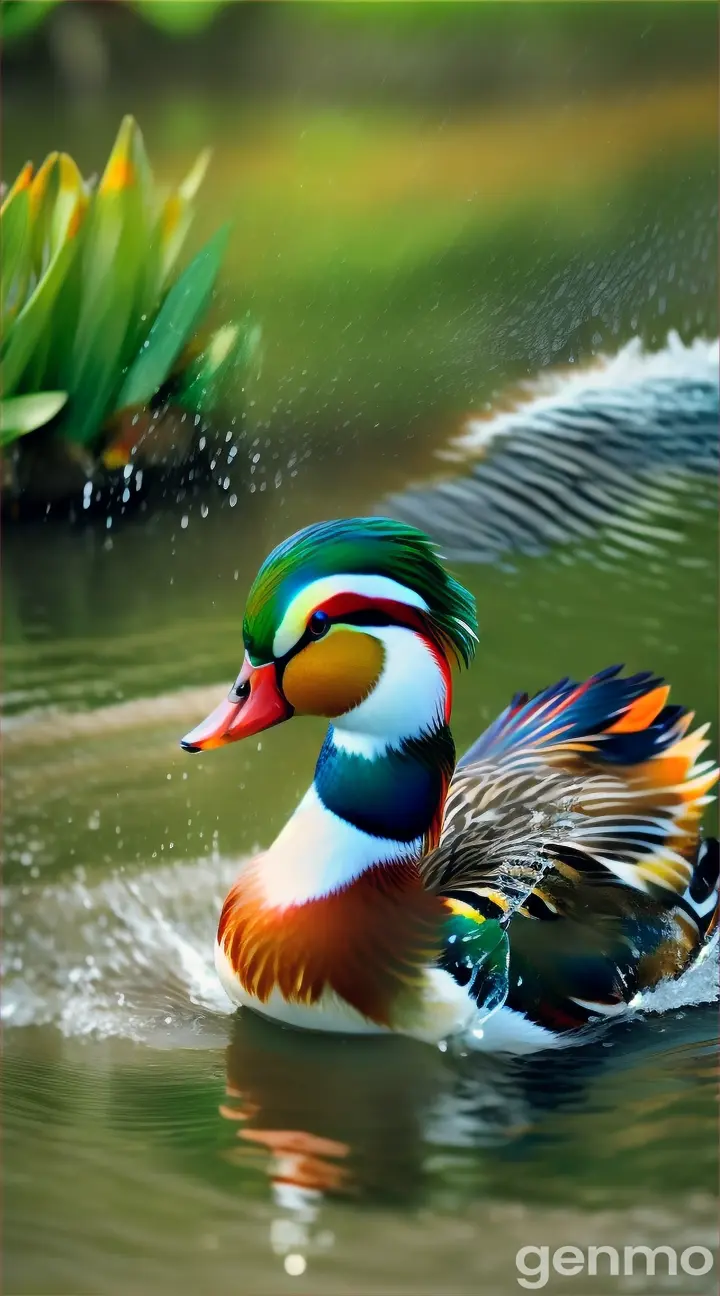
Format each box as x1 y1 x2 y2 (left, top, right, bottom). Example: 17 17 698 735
309 610 330 639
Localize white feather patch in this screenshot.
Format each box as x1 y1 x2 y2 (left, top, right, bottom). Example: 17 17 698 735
260 784 422 906
336 626 447 745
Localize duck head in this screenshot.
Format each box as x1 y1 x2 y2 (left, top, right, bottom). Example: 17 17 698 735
180 517 477 754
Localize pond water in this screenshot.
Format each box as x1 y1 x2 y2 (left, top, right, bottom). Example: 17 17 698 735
3 20 719 1295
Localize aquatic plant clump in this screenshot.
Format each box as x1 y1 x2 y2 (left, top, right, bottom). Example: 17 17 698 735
0 115 257 500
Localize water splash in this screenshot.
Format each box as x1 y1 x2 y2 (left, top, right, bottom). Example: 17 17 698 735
638 936 719 1014
2 855 239 1046
3 853 716 1047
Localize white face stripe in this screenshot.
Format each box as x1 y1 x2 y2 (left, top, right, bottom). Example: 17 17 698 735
272 573 429 658
336 625 448 746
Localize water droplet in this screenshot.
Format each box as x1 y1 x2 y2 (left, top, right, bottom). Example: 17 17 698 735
284 1255 307 1277
181 515 189 529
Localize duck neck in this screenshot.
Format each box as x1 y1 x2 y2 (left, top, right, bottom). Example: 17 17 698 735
261 630 455 907
315 721 455 851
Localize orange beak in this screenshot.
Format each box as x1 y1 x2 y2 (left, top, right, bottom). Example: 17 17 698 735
180 659 292 753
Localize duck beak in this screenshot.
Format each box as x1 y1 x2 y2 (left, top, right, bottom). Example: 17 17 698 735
180 661 292 753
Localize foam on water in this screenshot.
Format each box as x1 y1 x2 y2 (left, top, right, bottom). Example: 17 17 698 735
2 855 241 1047
638 935 719 1013
3 854 717 1048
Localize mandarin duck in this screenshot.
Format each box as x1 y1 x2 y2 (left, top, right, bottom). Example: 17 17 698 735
181 519 718 1051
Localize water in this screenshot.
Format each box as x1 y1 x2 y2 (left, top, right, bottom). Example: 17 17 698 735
3 14 719 1294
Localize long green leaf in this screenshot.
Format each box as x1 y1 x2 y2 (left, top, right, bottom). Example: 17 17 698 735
0 237 78 394
71 118 143 376
0 184 30 327
1 152 86 393
27 152 60 278
67 118 151 443
157 148 211 288
32 154 88 388
115 223 229 411
177 319 261 414
0 390 67 445
63 291 140 445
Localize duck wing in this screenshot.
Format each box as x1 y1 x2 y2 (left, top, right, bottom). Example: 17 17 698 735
421 666 718 933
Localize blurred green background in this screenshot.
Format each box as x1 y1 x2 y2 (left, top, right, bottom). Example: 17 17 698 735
5 2 717 451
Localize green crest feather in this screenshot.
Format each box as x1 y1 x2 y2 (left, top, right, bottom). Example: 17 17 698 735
243 517 478 666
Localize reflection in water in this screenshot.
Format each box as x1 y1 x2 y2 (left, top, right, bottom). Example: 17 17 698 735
3 1010 717 1294
218 1011 529 1274
214 999 718 1277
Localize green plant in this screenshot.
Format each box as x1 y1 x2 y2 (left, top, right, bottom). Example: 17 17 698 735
1 115 250 459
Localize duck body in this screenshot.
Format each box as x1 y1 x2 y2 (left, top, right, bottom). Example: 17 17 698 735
181 519 718 1051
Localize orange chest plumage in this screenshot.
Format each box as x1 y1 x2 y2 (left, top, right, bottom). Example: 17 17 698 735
217 860 447 1026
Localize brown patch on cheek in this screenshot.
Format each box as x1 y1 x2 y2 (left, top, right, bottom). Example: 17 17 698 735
282 629 384 717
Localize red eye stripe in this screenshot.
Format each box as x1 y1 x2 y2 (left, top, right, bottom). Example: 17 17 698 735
312 593 428 634
311 592 453 723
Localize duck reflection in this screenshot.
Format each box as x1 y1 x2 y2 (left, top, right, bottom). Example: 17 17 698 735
220 1010 530 1202
218 1005 718 1275
219 1010 534 1273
